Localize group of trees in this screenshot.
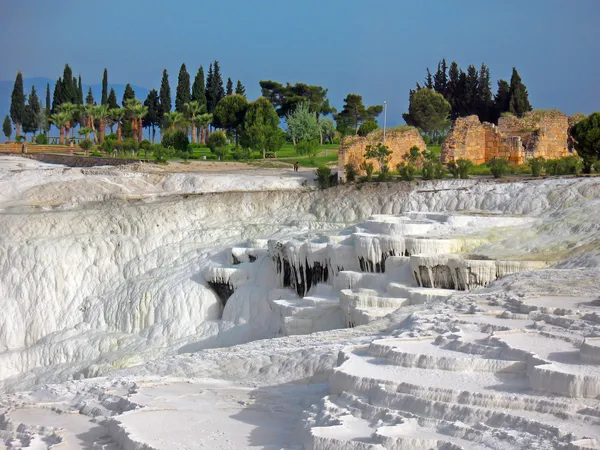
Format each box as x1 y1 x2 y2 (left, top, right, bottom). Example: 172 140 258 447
404 60 532 128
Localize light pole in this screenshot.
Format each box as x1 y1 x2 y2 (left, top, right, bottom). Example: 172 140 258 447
383 101 388 144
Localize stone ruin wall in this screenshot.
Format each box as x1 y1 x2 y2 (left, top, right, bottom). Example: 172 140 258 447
338 128 427 181
442 110 573 165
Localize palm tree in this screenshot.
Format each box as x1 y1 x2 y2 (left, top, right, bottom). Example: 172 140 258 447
194 113 212 144
84 104 97 142
163 111 186 130
184 101 204 143
94 105 109 142
57 103 77 143
50 112 69 145
109 108 126 141
131 104 148 142
124 99 145 141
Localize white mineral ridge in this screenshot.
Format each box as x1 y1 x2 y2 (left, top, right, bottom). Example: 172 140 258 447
1 156 600 449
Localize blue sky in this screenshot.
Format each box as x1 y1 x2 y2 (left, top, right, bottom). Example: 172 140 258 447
1 0 598 125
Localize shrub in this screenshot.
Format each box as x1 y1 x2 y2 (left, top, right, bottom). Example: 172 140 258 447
152 144 175 163
592 158 600 174
162 129 189 152
315 166 332 189
91 150 102 157
357 120 378 137
545 156 583 176
528 157 545 177
250 151 262 160
122 138 139 155
232 147 251 160
206 130 228 159
140 139 151 150
35 133 49 145
111 140 123 153
345 163 357 183
397 162 416 181
403 146 422 165
422 159 446 180
177 149 190 162
105 133 118 141
296 139 320 160
79 139 93 152
489 158 510 178
377 164 392 181
448 159 473 179
360 161 374 182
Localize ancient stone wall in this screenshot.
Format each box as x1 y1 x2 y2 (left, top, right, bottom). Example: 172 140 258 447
442 110 573 165
338 128 427 181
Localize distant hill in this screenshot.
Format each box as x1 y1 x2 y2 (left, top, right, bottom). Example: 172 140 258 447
0 77 150 128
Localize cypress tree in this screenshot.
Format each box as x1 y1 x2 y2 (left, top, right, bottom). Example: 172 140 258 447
447 61 460 119
494 80 511 122
143 89 161 142
226 77 233 96
107 88 119 109
159 69 172 122
23 85 41 134
101 68 108 105
52 77 62 113
235 80 246 97
62 64 75 103
175 63 191 112
122 83 135 105
433 59 448 97
77 75 84 104
424 68 433 90
45 83 51 110
72 77 78 103
10 72 26 137
477 63 493 122
206 61 225 113
508 68 532 118
86 87 95 105
205 64 214 112
464 65 479 117
3 115 12 140
192 66 206 106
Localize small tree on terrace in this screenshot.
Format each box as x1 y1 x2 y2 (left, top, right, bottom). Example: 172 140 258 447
571 112 600 170
286 102 319 145
365 142 392 172
240 97 282 158
335 94 382 136
3 115 12 141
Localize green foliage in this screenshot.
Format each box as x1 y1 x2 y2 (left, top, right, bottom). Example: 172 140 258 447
159 69 172 120
360 161 374 181
315 166 332 189
406 88 451 137
112 140 123 153
508 68 532 118
143 89 161 134
345 163 357 182
259 80 332 119
422 159 446 180
213 94 248 140
207 130 228 157
2 115 11 138
34 133 48 144
357 120 379 137
544 156 584 176
320 118 336 143
107 88 119 109
192 66 207 107
161 129 189 151
152 144 175 163
10 72 25 133
365 142 392 171
101 68 108 105
226 77 233 96
448 159 473 179
335 93 382 135
232 146 251 160
403 146 422 165
235 80 246 97
528 156 545 177
175 63 191 112
79 138 93 151
140 139 151 150
23 85 41 134
205 61 225 113
286 102 320 143
377 164 392 181
488 158 510 178
122 138 139 154
397 162 416 181
570 112 600 169
122 83 135 106
240 97 283 158
296 139 320 160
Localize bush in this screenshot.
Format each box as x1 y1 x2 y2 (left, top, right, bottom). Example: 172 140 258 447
250 151 262 160
360 161 374 182
397 162 416 181
422 159 446 180
35 133 49 145
345 163 357 183
79 138 93 152
448 159 473 179
296 139 320 160
377 164 392 181
528 157 545 177
206 130 228 159
232 147 251 160
162 129 189 152
592 158 600 174
111 140 122 153
140 139 151 151
357 120 379 137
122 138 139 155
152 144 175 163
91 150 102 157
189 143 208 149
545 156 583 176
315 166 332 189
105 133 118 141
265 151 276 158
489 158 510 178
